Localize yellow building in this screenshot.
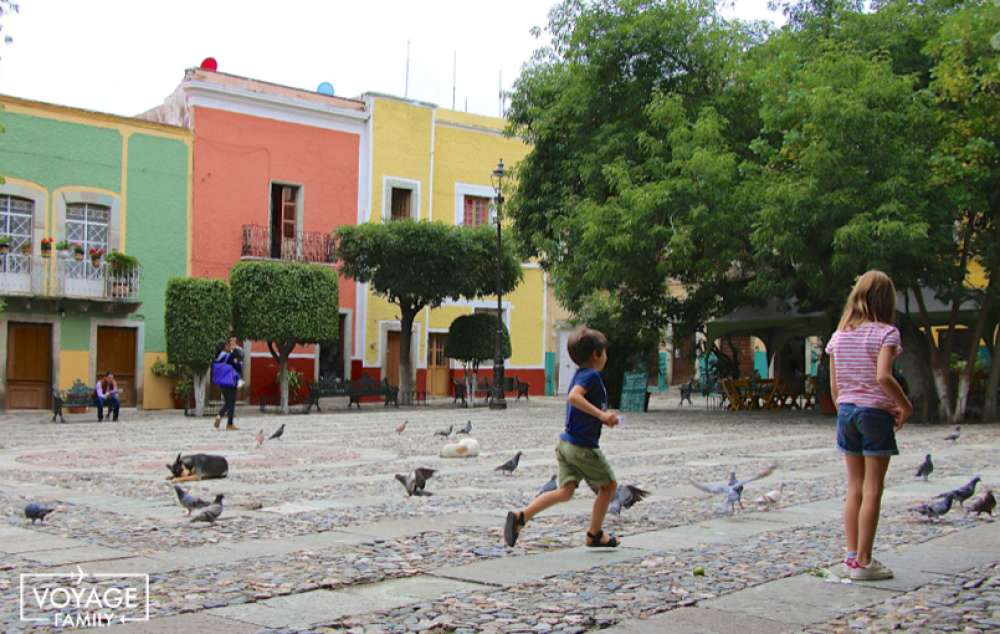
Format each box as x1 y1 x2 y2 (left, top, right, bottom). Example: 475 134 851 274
354 94 551 396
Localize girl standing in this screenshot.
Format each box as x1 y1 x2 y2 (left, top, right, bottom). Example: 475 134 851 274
212 339 241 431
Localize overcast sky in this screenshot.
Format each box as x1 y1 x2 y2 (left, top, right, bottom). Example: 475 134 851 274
0 1 781 118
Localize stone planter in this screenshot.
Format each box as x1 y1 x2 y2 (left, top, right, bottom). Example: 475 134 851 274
68 406 87 414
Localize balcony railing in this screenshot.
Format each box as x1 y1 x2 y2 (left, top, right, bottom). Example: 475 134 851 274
241 224 335 264
0 254 141 302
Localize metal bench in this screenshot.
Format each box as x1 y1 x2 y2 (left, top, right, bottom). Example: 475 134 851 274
348 375 399 409
51 380 95 422
305 375 349 413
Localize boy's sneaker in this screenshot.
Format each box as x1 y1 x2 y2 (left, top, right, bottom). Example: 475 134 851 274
504 511 524 548
839 557 858 577
850 558 894 581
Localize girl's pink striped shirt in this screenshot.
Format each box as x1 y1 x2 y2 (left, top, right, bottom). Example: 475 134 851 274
825 322 902 411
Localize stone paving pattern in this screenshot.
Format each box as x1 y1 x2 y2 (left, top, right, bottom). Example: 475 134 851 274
0 397 996 632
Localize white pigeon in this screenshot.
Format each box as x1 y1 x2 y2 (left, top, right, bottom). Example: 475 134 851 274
755 483 785 511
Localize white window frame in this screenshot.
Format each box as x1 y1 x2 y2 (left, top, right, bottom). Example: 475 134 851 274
453 183 497 226
54 190 122 253
382 176 421 222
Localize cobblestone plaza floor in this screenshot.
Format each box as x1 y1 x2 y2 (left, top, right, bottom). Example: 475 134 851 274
1 397 997 633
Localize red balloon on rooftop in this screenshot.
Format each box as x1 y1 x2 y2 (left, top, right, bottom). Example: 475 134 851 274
200 57 218 71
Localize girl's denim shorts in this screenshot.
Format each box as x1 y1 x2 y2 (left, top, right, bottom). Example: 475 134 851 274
836 403 898 457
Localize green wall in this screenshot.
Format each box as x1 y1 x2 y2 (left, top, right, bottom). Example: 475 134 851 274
126 133 189 352
60 314 90 350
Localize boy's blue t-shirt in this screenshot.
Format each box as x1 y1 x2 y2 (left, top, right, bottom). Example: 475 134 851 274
560 367 608 449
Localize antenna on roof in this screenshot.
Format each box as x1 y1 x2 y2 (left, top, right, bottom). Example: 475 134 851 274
452 49 457 110
405 40 411 98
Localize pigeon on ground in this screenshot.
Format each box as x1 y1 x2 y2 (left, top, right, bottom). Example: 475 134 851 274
190 494 224 523
914 493 955 519
967 490 995 516
24 503 57 524
173 485 210 516
608 484 650 517
944 425 961 442
434 425 453 438
754 483 785 511
536 475 557 498
690 464 778 515
457 420 472 434
395 468 436 496
395 420 408 434
495 451 523 475
915 454 933 481
936 476 981 506
255 429 265 448
268 424 285 441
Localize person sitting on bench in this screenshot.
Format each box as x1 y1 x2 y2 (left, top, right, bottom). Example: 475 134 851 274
96 372 120 422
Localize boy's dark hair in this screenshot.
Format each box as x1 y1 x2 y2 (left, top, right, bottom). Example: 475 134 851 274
567 327 608 366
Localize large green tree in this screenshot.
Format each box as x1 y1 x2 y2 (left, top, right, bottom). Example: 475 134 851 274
164 278 231 416
335 220 521 404
230 261 339 413
445 313 511 406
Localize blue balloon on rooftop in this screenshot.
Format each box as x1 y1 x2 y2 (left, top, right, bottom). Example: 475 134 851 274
317 82 335 96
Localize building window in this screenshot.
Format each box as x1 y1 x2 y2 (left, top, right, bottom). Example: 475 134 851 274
270 184 300 259
390 187 412 221
0 195 33 271
463 195 491 226
66 203 110 256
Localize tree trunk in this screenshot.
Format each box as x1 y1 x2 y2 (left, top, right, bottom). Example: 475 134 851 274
913 286 955 422
985 327 1000 421
955 293 991 423
399 308 417 405
468 360 478 408
269 340 296 414
193 371 208 417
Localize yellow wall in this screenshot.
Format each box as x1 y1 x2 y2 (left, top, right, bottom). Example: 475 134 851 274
143 352 175 410
365 95 544 371
58 351 90 390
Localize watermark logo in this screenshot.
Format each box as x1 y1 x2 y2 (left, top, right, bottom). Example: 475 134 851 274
19 565 149 628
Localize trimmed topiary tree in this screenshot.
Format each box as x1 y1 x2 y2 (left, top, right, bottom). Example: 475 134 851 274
164 278 232 416
445 313 511 406
230 260 339 413
336 220 521 404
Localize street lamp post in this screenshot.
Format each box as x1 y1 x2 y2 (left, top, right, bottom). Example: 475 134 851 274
489 158 508 410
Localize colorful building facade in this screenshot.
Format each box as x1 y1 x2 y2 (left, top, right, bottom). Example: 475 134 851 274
356 94 548 395
142 69 368 403
0 95 191 410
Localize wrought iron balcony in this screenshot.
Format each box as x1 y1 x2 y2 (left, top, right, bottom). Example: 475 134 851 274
0 254 141 303
241 224 335 264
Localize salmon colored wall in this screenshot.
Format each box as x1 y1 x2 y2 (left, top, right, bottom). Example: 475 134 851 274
190 107 359 312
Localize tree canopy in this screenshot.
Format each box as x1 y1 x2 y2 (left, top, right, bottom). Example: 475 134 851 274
446 313 512 364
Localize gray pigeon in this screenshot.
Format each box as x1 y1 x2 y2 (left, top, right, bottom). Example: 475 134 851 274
944 425 961 442
457 420 472 434
435 425 453 438
967 490 996 516
24 503 57 524
536 475 557 498
936 476 980 506
690 464 777 515
268 424 285 440
173 485 210 516
395 468 436 496
915 493 954 519
915 454 933 481
609 484 650 517
190 494 224 523
495 451 523 475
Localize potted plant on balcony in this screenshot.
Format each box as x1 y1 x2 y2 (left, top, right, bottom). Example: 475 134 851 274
40 237 54 258
19 241 32 256
0 235 10 255
88 247 104 268
55 240 71 258
72 242 85 261
105 250 139 297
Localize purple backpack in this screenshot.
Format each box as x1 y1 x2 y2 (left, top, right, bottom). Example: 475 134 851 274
211 358 238 388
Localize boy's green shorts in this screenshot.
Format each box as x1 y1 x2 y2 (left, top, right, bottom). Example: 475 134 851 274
556 440 616 488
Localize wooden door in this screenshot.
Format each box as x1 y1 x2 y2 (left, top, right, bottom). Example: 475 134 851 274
6 322 52 409
427 333 450 396
96 326 137 406
386 331 400 387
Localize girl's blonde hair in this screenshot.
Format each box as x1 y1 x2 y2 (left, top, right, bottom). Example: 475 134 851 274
838 270 897 331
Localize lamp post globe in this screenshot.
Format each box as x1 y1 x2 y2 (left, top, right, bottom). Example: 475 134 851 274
489 158 508 410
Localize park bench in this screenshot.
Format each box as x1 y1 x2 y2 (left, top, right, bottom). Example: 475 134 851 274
51 380 95 422
348 375 399 409
305 375 349 413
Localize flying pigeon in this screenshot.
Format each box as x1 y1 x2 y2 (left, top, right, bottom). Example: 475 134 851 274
914 493 955 519
754 483 785 511
24 503 57 524
173 485 210 516
394 468 436 496
608 484 650 517
268 424 285 441
944 425 961 442
536 475 557 498
190 494 224 523
434 425 453 438
690 464 777 515
495 451 523 475
967 490 996 516
255 429 265 448
915 454 933 481
935 476 980 506
457 420 472 434
395 420 408 434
